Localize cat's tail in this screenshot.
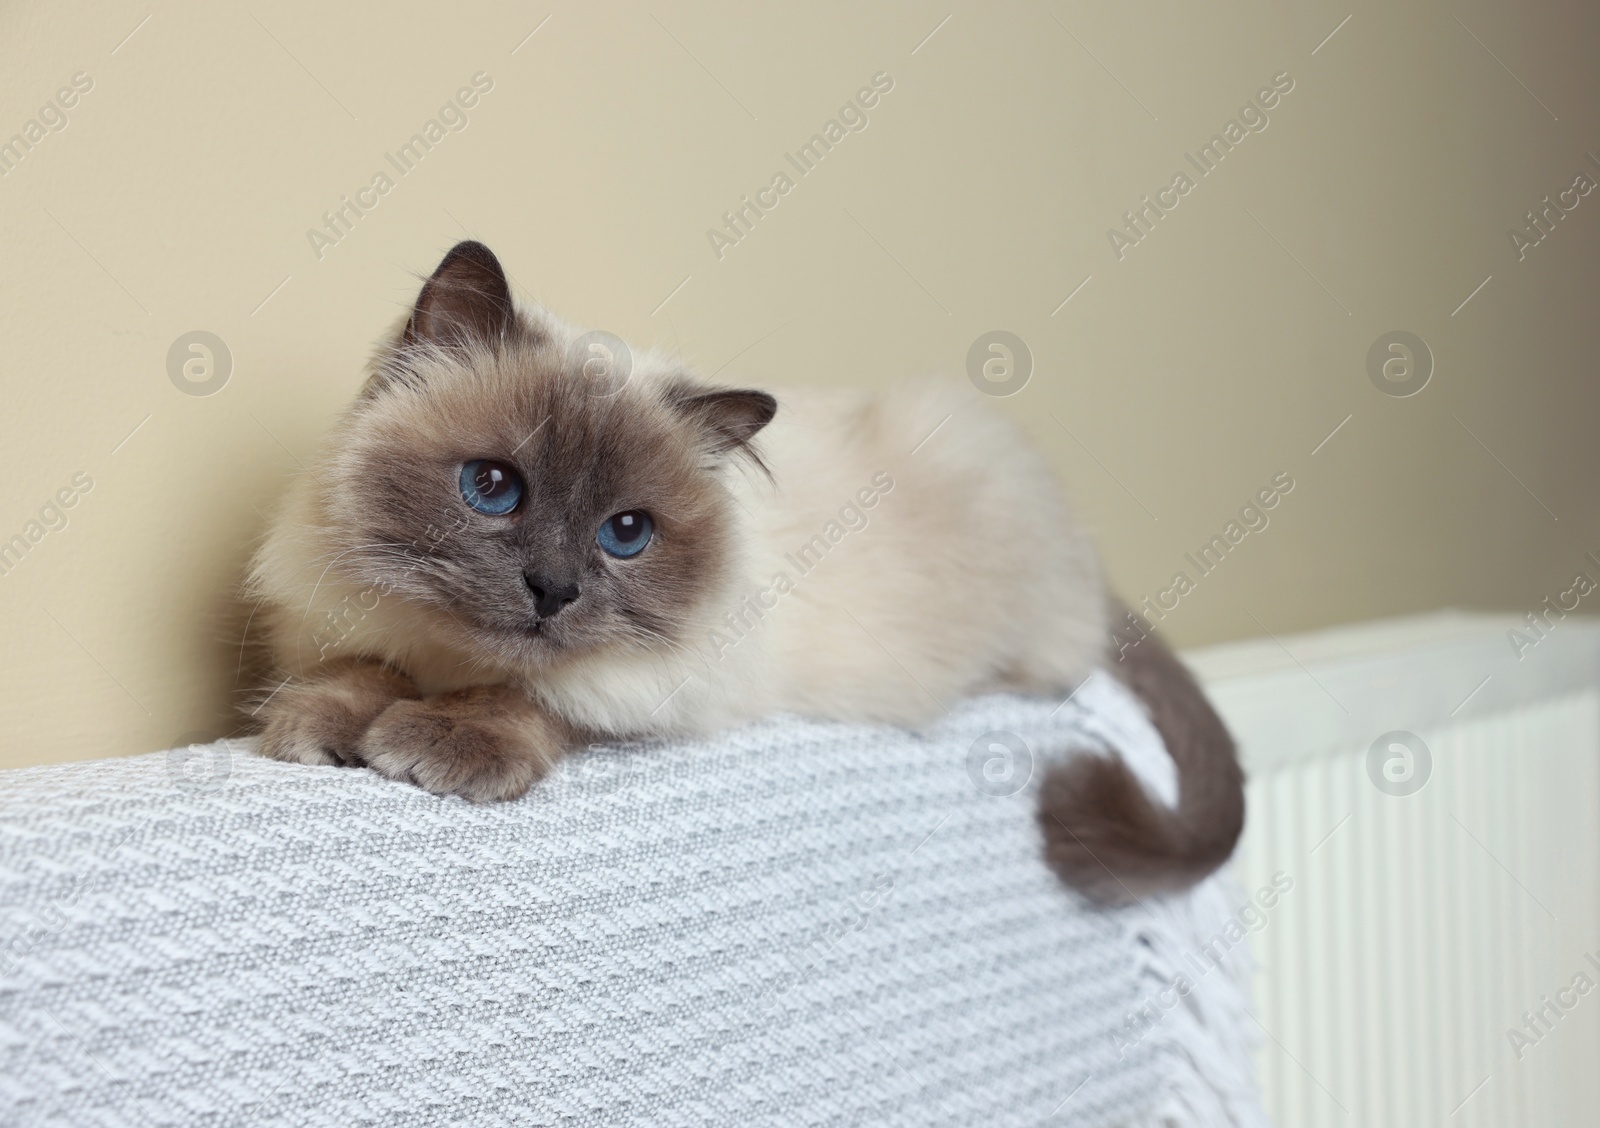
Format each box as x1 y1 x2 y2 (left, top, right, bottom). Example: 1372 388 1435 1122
1036 603 1245 905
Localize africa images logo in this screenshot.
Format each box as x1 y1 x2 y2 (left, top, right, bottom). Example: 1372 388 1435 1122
1105 72 1296 261
305 72 496 260
0 71 94 177
706 72 896 260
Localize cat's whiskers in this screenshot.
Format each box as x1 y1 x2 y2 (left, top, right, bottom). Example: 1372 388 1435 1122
283 539 412 580
293 545 379 671
615 616 709 682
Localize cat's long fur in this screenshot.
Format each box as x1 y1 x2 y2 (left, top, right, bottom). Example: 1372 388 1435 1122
247 241 1243 904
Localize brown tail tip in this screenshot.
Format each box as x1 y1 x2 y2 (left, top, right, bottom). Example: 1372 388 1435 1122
1037 604 1246 905
1037 752 1239 906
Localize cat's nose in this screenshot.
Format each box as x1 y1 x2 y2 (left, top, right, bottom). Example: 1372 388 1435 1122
524 572 580 618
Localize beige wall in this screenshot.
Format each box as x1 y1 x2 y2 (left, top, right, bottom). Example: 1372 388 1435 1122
2 0 1596 769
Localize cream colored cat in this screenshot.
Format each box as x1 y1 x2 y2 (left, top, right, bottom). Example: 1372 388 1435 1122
248 241 1243 903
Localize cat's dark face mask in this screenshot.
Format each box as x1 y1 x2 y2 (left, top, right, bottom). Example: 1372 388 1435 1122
318 240 774 670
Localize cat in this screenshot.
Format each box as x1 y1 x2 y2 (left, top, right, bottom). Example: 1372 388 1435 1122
247 240 1243 904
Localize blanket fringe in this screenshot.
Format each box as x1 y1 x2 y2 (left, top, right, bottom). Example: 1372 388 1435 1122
1118 873 1274 1128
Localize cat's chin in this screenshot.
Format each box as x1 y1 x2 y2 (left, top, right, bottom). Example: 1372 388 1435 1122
520 622 573 654
433 612 571 670
488 622 653 671
478 620 580 665
506 622 565 650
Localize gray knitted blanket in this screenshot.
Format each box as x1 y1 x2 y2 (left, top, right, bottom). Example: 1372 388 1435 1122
0 675 1266 1127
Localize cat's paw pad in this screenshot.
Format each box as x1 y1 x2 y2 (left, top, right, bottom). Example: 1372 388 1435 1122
357 692 555 803
255 663 418 769
258 694 372 767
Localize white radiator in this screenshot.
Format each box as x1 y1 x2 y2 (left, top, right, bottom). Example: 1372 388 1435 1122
1187 612 1600 1128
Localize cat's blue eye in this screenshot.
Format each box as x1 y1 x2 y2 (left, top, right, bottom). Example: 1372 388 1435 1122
597 510 653 558
460 460 523 516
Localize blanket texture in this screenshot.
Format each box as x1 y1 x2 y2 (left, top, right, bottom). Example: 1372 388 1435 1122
0 675 1266 1127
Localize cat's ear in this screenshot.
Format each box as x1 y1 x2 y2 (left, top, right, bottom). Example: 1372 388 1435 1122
403 240 515 350
666 382 778 463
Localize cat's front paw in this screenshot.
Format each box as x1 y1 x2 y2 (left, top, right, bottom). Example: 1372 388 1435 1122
258 660 419 767
357 685 567 802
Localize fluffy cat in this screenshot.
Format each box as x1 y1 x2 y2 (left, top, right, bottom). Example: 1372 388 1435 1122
247 241 1243 903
